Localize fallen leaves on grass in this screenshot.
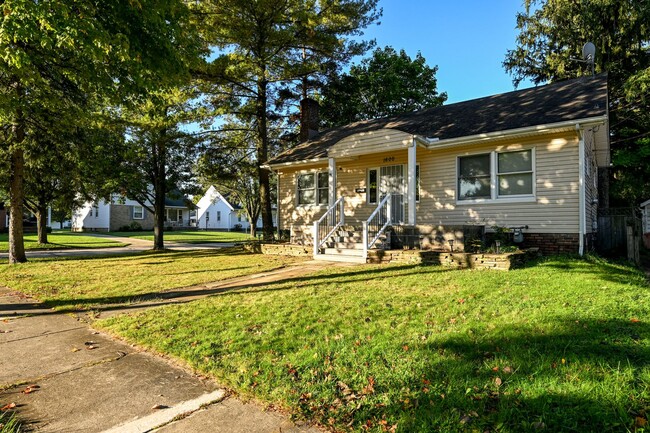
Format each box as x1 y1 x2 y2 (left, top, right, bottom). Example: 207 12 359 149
0 402 16 411
23 385 40 394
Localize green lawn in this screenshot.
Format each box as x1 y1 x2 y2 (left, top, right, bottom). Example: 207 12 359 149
0 249 304 310
96 256 649 433
107 230 253 244
0 231 126 252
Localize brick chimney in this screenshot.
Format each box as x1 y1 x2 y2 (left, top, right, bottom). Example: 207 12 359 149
300 98 319 142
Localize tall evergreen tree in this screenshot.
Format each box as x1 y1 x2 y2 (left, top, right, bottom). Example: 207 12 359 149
503 0 650 206
193 0 381 240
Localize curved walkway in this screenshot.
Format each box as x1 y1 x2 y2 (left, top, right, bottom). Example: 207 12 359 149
0 233 235 260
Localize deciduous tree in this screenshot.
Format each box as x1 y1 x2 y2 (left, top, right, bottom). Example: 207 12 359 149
0 0 197 263
503 0 650 205
321 46 447 127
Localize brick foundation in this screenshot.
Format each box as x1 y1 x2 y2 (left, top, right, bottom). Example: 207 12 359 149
519 233 580 255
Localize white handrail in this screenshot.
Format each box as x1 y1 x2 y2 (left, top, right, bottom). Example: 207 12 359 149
313 197 345 257
364 193 392 254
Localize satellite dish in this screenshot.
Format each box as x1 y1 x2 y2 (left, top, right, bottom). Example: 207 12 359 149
582 42 596 61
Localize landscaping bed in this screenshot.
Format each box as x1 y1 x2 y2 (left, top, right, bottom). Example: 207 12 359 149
96 255 650 432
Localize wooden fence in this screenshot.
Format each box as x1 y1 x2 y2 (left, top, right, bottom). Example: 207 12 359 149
597 208 641 264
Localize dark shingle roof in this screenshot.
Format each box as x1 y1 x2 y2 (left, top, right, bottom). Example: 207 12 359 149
268 74 608 165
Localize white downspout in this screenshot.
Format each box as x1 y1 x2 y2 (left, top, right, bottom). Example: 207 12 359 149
577 125 585 256
407 137 417 225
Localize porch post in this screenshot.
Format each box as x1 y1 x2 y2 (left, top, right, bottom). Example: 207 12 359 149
328 157 337 206
407 138 417 225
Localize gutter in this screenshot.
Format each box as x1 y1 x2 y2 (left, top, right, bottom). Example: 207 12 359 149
577 124 586 256
262 157 329 171
414 115 608 149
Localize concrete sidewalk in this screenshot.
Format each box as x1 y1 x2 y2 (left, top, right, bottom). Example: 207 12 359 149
0 288 322 432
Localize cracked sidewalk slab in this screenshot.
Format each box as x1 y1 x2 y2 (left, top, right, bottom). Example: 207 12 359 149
0 288 323 433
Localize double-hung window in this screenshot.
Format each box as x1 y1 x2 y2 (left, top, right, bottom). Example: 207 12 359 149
133 205 144 219
458 149 534 201
497 150 533 196
297 172 329 206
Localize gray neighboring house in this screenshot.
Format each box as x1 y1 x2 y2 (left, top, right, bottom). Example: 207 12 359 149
72 195 196 232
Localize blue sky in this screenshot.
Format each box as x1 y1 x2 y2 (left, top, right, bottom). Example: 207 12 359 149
358 0 534 103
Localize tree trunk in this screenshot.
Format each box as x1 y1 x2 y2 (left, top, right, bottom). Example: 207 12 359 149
152 137 167 251
256 75 274 241
249 218 256 237
36 204 48 244
8 124 27 263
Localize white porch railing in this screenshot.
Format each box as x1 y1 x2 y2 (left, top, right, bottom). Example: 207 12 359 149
313 196 345 257
363 193 392 258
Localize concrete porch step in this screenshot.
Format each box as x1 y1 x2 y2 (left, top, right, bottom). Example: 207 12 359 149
321 247 365 256
313 253 367 264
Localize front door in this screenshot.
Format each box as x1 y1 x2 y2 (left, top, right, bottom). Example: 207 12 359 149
380 165 405 224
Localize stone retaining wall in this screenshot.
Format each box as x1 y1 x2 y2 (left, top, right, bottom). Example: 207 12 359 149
367 248 540 270
247 242 540 270
243 242 312 256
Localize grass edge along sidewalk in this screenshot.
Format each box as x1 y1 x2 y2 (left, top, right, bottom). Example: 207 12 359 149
97 255 650 433
0 248 306 311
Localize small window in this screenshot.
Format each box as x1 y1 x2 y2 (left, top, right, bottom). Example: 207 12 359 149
318 172 329 206
458 154 491 200
94 206 99 218
297 173 316 205
216 211 221 222
368 169 378 204
497 150 533 196
133 205 144 219
238 214 242 222
297 172 329 206
206 211 210 221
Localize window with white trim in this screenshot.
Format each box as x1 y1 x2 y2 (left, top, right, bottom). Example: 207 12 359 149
497 150 533 196
133 205 144 219
297 172 329 206
458 149 534 201
216 211 221 222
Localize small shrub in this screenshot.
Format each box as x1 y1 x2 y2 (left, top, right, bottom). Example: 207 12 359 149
128 222 142 231
232 223 243 232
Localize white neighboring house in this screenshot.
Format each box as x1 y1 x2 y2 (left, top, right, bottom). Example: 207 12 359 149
195 186 276 231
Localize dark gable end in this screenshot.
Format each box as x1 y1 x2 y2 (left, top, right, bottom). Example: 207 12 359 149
267 73 608 165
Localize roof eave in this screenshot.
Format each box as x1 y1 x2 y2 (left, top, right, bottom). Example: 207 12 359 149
263 157 330 170
416 115 609 149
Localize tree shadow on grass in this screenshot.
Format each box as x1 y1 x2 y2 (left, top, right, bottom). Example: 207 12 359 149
10 263 449 316
327 318 649 433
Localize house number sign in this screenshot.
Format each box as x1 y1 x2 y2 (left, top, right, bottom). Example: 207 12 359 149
383 156 396 163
